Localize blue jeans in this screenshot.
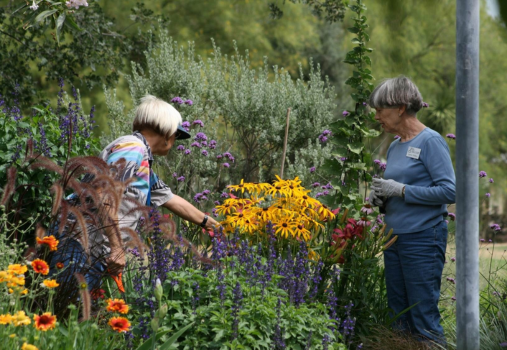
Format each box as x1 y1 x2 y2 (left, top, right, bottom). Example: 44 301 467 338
383 220 448 344
49 236 107 291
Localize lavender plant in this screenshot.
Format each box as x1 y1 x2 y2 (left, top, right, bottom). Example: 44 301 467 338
104 30 337 201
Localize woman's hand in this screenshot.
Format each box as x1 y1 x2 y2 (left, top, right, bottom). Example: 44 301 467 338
372 178 405 198
369 190 385 207
106 248 126 275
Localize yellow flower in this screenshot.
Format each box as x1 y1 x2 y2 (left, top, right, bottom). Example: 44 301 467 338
296 194 320 209
228 179 250 194
9 288 28 295
268 205 293 220
294 222 312 241
316 204 335 221
8 264 28 275
0 314 12 325
252 182 272 194
9 333 16 338
240 217 259 234
7 275 25 287
215 203 236 216
274 217 296 238
227 212 255 228
308 248 320 261
266 184 289 197
21 343 38 350
42 279 59 289
12 311 31 326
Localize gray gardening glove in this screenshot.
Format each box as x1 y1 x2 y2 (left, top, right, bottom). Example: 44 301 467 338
368 190 385 207
372 178 404 198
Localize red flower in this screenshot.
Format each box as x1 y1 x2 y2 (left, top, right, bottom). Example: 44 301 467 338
31 259 49 275
106 299 129 314
91 288 105 300
36 236 59 251
108 317 131 333
333 219 364 241
34 312 57 331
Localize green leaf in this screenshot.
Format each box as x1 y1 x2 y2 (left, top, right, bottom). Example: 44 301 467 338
56 12 66 45
347 142 364 154
64 16 82 31
159 322 195 350
35 9 58 23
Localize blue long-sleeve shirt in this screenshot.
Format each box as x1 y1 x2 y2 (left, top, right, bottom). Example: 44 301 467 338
383 128 456 234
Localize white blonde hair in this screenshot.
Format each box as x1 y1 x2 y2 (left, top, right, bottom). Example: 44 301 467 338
132 95 182 139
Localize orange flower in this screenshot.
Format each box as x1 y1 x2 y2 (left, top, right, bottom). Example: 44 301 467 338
31 259 49 275
36 236 59 251
56 262 64 269
0 314 12 325
106 299 129 314
42 279 59 289
33 312 56 331
21 343 38 350
8 264 27 275
108 317 131 332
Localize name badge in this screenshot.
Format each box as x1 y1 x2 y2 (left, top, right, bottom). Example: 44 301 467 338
407 147 421 159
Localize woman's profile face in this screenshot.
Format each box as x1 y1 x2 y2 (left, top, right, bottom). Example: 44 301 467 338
374 106 403 134
152 133 177 156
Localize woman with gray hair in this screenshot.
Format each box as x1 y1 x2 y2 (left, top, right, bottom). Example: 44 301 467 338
369 76 455 344
50 94 219 290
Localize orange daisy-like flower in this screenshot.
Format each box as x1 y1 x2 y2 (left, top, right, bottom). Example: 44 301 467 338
31 259 49 275
56 262 64 269
33 312 56 331
42 279 59 289
12 311 31 326
8 264 28 275
108 317 131 332
0 314 12 325
36 236 59 251
106 299 129 314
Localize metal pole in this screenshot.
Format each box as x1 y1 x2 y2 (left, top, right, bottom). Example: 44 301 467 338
456 0 480 349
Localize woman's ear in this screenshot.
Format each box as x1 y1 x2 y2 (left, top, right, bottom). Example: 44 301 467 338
398 104 407 116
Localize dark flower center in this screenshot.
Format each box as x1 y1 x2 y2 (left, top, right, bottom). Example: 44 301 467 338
282 223 288 228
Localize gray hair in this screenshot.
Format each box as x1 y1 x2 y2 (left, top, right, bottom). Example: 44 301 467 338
368 76 424 115
133 95 182 139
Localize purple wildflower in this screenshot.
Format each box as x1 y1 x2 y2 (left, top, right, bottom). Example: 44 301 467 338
318 135 328 143
193 193 203 203
311 182 320 188
451 257 456 262
486 193 491 198
342 110 350 117
177 176 185 182
171 97 184 104
193 120 204 127
379 163 387 171
201 150 209 156
176 145 185 151
191 141 201 148
490 178 494 183
182 121 190 131
209 140 217 149
172 172 178 177
184 99 193 106
361 206 373 215
422 102 429 108
223 163 230 168
448 213 456 221
216 154 223 159
322 129 332 136
221 192 229 198
446 133 456 139
479 171 487 178
491 224 502 231
374 159 381 165
309 167 316 173
195 132 207 141
184 149 191 155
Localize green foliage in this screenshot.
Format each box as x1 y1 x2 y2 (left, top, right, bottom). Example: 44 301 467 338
105 32 338 198
314 0 378 209
0 1 165 105
127 263 344 349
0 87 99 229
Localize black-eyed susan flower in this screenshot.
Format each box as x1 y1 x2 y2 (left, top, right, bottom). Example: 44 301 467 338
274 217 296 238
